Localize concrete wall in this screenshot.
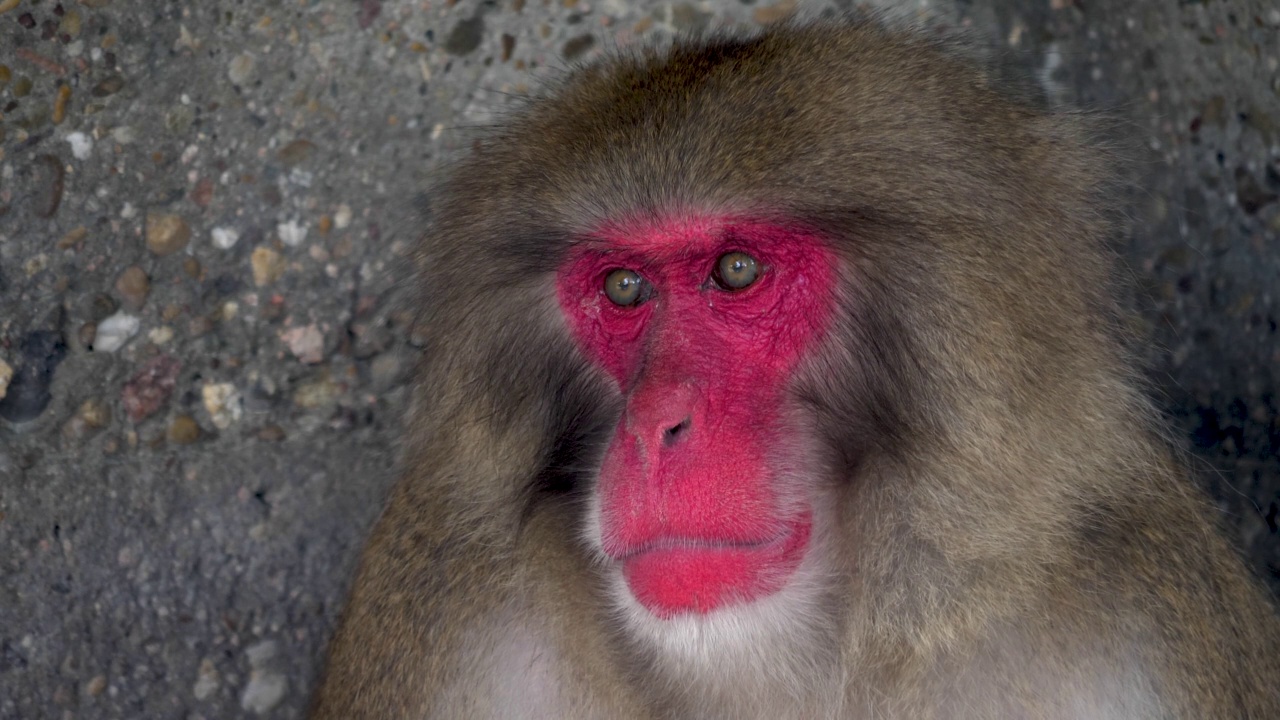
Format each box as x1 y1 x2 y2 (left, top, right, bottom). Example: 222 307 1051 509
1 0 1276 717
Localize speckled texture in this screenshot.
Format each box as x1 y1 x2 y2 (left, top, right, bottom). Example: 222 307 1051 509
0 0 1276 718
996 0 1280 588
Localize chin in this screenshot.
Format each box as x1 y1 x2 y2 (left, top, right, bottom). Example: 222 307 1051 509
587 491 841 686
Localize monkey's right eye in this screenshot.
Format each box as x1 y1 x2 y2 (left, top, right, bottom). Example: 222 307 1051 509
603 269 648 306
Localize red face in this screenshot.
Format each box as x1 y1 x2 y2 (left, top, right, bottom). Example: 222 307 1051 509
557 215 837 619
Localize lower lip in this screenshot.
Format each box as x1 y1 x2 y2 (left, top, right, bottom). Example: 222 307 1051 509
619 515 812 618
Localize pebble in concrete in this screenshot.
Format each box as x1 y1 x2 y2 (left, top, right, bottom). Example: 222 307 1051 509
93 312 140 352
120 355 182 423
146 213 192 256
114 266 150 309
168 414 201 444
240 640 287 713
0 359 11 402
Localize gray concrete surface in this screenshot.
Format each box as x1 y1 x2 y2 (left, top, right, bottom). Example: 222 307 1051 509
0 0 1276 717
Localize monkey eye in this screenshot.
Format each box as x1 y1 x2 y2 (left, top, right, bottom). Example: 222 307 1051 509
712 251 760 290
603 268 649 306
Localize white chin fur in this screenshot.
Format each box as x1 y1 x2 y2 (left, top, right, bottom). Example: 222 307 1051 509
583 490 841 700
610 548 832 663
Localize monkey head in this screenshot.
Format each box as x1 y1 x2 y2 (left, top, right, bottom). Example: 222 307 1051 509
415 21 1120 672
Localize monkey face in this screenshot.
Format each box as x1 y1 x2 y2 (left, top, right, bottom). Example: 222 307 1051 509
557 215 837 619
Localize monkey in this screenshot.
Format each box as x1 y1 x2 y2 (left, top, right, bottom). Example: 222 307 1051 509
309 17 1280 720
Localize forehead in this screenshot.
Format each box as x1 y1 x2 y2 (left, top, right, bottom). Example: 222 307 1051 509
586 215 734 258
576 214 825 263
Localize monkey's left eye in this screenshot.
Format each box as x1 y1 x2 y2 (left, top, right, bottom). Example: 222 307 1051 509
603 268 648 306
713 251 760 290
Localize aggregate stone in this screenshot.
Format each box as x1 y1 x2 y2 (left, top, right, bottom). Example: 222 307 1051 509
245 639 280 668
147 326 175 345
277 219 308 247
277 140 316 167
77 397 111 429
168 414 201 444
228 52 256 86
0 358 12 402
92 311 140 352
62 397 111 441
444 15 485 55
202 382 242 429
91 74 124 97
333 204 353 229
28 154 64 219
241 670 288 714
146 213 192 256
211 226 241 250
85 675 107 696
257 424 287 442
51 84 71 125
281 324 326 364
65 131 93 159
114 265 150 309
0 330 68 423
251 246 286 287
293 372 340 410
57 225 88 249
120 354 181 423
192 658 219 701
562 34 595 60
369 351 406 392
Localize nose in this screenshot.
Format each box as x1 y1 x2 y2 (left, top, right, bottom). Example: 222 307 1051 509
662 415 691 446
626 381 701 452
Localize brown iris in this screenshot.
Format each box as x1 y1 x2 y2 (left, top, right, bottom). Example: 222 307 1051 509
604 268 646 306
713 251 759 290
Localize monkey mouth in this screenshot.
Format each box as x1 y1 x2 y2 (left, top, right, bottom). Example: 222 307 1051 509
615 536 780 558
612 513 812 618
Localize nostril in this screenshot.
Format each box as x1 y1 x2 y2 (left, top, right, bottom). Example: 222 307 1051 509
663 417 691 446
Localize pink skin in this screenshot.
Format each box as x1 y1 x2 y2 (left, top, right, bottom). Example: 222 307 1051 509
556 215 836 618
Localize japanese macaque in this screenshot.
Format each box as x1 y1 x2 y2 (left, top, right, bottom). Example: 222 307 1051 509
310 18 1280 720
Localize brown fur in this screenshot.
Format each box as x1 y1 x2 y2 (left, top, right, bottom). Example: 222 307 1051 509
310 18 1280 719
